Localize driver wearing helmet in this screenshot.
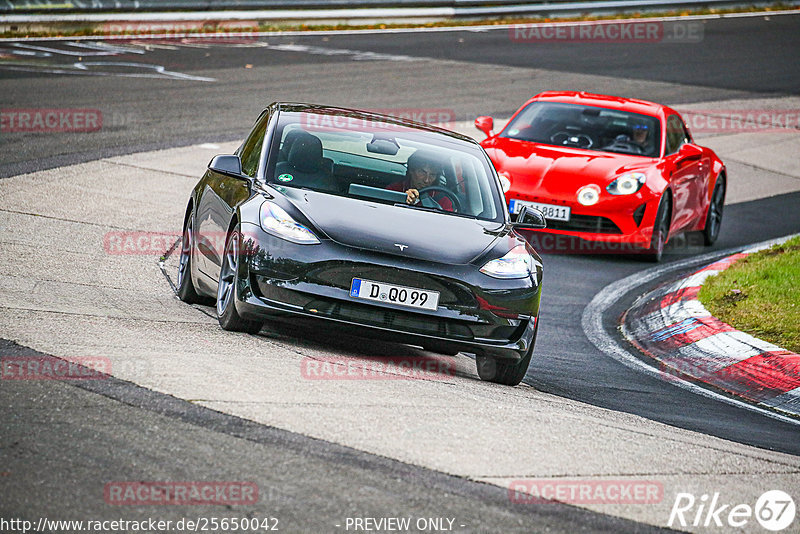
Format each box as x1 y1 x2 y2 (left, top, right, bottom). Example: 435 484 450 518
630 121 650 150
387 150 454 211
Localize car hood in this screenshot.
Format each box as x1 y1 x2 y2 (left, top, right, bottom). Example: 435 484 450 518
486 139 654 192
280 188 507 264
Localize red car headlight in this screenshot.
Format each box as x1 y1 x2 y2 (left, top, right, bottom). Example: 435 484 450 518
498 171 512 193
577 184 601 206
607 173 647 195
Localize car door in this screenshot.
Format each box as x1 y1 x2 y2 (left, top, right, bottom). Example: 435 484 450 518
196 111 270 282
663 115 703 232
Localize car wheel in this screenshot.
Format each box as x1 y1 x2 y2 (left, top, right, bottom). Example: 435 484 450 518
645 195 671 262
476 348 532 386
702 176 725 246
217 225 262 334
177 214 203 304
475 323 537 386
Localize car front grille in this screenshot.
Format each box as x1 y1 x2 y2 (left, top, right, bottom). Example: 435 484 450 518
545 214 622 234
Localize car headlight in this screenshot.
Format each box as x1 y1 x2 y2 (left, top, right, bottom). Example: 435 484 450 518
607 172 646 195
259 201 320 244
498 171 512 193
577 184 601 206
480 245 536 279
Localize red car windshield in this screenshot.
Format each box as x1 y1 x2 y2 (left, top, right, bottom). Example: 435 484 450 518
500 102 661 157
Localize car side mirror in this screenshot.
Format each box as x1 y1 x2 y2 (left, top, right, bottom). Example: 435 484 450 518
475 116 494 137
209 154 246 178
513 205 547 229
677 143 702 160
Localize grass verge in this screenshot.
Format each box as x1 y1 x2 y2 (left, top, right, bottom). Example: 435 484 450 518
699 236 800 353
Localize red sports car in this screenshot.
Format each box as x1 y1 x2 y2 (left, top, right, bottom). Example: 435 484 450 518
476 91 726 260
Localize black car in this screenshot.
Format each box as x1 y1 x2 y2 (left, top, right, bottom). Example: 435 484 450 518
177 103 545 386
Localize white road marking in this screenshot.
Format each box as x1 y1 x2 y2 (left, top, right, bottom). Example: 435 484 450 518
264 43 420 62
73 61 216 81
66 40 146 54
11 42 118 56
0 61 216 81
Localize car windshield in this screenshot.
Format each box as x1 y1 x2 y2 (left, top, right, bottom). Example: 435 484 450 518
500 102 662 157
264 109 506 222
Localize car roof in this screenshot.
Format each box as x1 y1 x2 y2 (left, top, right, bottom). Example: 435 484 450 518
527 91 665 117
270 102 477 144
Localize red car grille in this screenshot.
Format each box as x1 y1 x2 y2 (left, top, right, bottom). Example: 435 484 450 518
545 214 622 234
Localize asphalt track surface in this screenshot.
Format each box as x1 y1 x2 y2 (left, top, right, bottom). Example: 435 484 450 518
1 13 800 532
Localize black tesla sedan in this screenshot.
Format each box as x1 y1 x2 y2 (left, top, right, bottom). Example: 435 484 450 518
177 103 545 386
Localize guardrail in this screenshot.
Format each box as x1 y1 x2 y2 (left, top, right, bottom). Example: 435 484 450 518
2 0 637 12
2 0 797 28
3 0 796 16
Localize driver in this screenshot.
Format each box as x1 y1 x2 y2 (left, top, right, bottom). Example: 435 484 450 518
630 122 650 150
606 121 650 154
387 150 454 211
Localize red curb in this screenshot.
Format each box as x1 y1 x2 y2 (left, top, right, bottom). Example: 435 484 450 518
625 248 800 417
713 351 800 403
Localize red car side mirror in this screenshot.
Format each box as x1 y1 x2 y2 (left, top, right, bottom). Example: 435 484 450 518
475 116 494 137
677 143 702 160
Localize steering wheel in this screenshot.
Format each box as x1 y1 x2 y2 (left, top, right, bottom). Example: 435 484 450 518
417 186 462 212
550 131 593 148
604 135 644 154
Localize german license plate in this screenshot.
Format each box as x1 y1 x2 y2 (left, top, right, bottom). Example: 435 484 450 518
509 199 571 221
349 278 439 311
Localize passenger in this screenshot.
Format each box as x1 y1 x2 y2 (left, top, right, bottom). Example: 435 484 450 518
387 150 454 211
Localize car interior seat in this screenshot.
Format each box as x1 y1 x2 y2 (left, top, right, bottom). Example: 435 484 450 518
274 132 338 191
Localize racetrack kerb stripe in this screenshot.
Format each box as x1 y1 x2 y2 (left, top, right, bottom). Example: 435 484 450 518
624 247 800 418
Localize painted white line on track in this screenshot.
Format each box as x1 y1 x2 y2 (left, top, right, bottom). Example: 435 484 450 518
264 43 421 62
0 9 798 42
0 61 216 81
581 232 800 426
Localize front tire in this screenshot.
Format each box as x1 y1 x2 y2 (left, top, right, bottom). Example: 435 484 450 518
645 194 671 262
476 323 537 386
217 225 262 334
476 349 532 386
702 176 725 246
177 214 203 304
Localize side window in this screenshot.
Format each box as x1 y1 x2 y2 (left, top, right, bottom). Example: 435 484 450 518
239 111 270 177
665 115 690 155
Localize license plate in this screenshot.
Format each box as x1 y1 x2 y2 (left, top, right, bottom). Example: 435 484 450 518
509 199 571 221
349 278 439 311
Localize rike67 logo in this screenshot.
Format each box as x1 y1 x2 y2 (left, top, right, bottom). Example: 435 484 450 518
668 490 795 531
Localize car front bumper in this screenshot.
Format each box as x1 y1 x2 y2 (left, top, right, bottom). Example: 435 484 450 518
233 222 541 360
